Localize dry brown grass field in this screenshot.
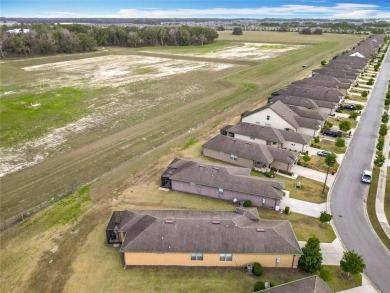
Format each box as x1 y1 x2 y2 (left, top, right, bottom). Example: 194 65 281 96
0 32 363 292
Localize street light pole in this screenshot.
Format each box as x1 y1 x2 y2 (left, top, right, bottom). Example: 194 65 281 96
322 165 330 195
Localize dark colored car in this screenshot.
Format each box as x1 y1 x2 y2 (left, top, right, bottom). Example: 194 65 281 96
343 104 356 110
323 130 343 137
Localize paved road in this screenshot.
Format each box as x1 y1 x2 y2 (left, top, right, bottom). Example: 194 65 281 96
330 52 390 292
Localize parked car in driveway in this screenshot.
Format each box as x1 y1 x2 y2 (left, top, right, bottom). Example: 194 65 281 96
317 150 332 157
323 130 343 137
343 104 356 110
361 170 372 183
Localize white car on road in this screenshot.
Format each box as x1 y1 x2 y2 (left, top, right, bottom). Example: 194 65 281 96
361 170 372 183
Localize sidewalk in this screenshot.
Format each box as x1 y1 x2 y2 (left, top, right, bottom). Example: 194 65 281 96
375 120 390 239
280 196 326 218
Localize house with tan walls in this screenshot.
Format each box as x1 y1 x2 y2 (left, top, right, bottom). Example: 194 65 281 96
222 122 312 153
161 158 285 210
241 100 322 137
202 134 298 173
105 208 302 269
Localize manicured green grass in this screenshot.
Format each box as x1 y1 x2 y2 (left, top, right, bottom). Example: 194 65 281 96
328 117 358 129
251 172 328 203
384 167 390 227
366 167 390 251
322 265 362 292
0 87 95 147
299 155 340 174
182 138 198 150
258 208 336 243
312 139 347 154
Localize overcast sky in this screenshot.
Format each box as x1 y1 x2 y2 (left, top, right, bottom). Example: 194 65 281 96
1 0 389 19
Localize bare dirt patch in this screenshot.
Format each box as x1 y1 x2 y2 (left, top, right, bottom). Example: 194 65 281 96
22 55 237 89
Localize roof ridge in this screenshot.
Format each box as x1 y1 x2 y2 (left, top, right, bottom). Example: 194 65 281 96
121 215 157 251
272 221 302 252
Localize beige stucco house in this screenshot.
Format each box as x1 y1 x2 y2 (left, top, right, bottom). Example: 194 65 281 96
106 208 302 269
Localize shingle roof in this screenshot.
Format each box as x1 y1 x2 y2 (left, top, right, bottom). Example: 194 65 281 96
109 209 302 255
203 134 298 165
226 122 312 145
242 100 322 130
273 86 342 103
260 276 333 293
289 105 327 121
167 157 285 200
271 95 319 110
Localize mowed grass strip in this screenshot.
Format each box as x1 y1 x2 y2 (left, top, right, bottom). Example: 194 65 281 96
0 87 94 147
251 172 328 203
366 167 390 250
386 167 390 223
299 155 340 173
322 265 362 292
312 139 347 154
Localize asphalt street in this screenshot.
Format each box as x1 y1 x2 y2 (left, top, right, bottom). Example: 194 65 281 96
330 51 390 292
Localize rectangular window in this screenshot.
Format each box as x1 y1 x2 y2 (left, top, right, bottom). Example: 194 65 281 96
230 154 237 161
218 188 224 195
266 115 270 120
191 253 203 261
220 253 233 261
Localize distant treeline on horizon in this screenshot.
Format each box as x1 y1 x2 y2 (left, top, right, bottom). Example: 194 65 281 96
0 24 219 57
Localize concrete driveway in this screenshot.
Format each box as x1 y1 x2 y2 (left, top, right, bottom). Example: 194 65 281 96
291 165 335 187
280 196 326 218
298 238 345 265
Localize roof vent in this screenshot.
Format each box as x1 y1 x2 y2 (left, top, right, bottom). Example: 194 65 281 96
213 167 219 170
212 220 221 224
245 142 250 145
256 228 265 232
199 164 205 167
165 219 174 224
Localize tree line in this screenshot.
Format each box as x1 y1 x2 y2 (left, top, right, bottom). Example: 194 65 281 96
0 24 219 57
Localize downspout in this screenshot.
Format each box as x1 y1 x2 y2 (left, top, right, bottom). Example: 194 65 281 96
292 255 296 268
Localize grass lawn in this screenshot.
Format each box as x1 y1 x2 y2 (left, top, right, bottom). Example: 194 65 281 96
328 117 358 130
366 167 390 251
385 167 390 225
345 95 367 103
312 139 347 154
299 155 340 174
251 172 328 203
322 266 362 292
257 208 336 243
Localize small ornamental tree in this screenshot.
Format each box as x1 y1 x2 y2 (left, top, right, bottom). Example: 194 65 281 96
374 152 386 167
367 78 374 85
243 200 252 207
314 136 320 143
313 28 323 35
377 137 385 151
361 91 368 98
340 250 366 279
379 124 388 136
303 154 311 164
321 60 327 66
298 236 323 273
355 104 363 110
349 112 358 120
319 211 332 229
335 138 345 147
339 121 352 132
385 99 390 106
382 113 389 123
232 27 243 35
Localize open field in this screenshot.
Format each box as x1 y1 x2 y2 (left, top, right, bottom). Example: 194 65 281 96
0 32 362 292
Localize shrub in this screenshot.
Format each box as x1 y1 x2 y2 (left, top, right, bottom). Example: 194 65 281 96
335 138 345 147
264 171 275 178
284 206 290 214
320 268 333 281
253 262 263 276
374 152 386 167
232 27 243 35
374 65 380 71
254 281 266 291
377 138 384 151
269 282 276 287
385 99 390 106
355 104 363 110
243 200 252 207
382 113 389 123
367 78 374 85
349 112 358 120
379 124 388 136
339 121 352 132
303 154 311 163
314 136 320 143
344 95 350 100
321 60 327 66
362 91 368 98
